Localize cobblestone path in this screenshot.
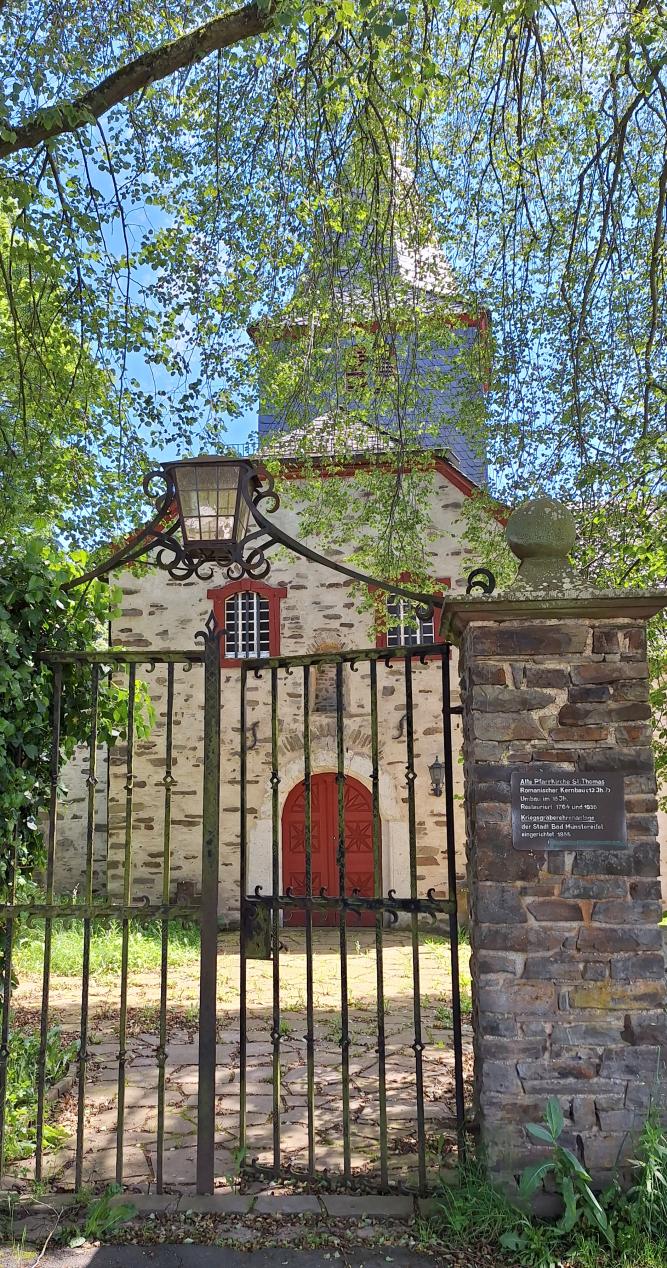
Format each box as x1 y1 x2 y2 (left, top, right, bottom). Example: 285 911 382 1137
8 930 472 1193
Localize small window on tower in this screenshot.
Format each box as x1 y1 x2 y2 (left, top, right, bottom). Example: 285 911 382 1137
375 343 397 380
224 591 271 659
345 346 368 391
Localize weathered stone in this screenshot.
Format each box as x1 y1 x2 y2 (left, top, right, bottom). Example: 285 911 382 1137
475 782 512 804
568 685 610 703
477 924 565 952
570 662 648 685
548 725 609 742
523 955 583 981
592 899 662 924
475 884 528 925
599 1046 661 1080
583 962 607 981
481 1061 524 1094
579 748 655 773
609 953 665 982
525 898 584 923
616 723 654 745
567 983 666 1010
472 686 556 713
475 802 512 846
524 667 570 688
559 702 652 725
478 981 556 1016
577 925 663 953
561 877 627 900
474 623 591 657
470 663 507 686
474 713 546 742
477 846 542 882
592 628 621 655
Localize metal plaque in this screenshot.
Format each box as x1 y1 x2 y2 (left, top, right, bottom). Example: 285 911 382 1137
511 770 626 851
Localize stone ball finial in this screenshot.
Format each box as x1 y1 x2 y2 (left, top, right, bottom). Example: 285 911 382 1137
505 496 576 562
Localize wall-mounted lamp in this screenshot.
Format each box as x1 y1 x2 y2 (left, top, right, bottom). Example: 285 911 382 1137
428 756 446 797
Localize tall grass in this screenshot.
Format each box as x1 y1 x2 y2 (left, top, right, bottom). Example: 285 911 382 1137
14 919 200 977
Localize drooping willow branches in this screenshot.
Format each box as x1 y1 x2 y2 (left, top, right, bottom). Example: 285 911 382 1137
0 0 663 593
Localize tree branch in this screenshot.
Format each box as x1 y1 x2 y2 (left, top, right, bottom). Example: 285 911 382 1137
0 2 271 160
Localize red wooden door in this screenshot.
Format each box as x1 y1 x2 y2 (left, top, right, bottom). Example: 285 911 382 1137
282 774 380 927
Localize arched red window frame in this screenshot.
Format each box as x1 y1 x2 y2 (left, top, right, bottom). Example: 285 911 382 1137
372 575 451 653
207 578 287 667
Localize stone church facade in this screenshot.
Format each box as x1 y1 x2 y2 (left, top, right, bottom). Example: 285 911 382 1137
54 453 481 922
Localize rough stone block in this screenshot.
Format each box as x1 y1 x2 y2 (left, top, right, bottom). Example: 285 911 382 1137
475 802 512 846
481 1061 524 1094
472 686 557 713
561 877 627 900
477 845 542 883
525 667 570 688
474 713 546 742
478 924 565 952
548 725 609 742
592 899 662 924
583 962 608 981
476 951 524 977
525 898 584 922
470 663 508 686
523 955 583 981
592 628 621 655
579 748 655 774
559 702 652 725
568 685 610 703
470 624 589 658
475 782 512 804
567 982 666 1010
577 925 663 953
599 1046 661 1080
478 981 556 1016
610 953 665 982
570 662 648 685
476 884 529 924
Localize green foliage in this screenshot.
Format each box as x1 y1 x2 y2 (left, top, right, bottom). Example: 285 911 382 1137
14 918 200 979
61 1186 137 1248
500 1097 611 1261
3 1025 77 1162
429 1104 667 1268
0 538 154 902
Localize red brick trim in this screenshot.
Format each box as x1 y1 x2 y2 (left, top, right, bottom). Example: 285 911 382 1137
207 579 287 667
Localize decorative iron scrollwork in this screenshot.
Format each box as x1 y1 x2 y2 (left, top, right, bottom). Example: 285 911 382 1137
465 567 496 596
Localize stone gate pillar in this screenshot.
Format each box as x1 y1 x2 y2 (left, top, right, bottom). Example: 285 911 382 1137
442 497 667 1190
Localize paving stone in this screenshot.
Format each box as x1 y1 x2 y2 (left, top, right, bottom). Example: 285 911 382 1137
252 1193 321 1214
323 1194 414 1218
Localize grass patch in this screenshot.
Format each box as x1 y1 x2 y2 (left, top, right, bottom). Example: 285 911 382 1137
14 919 200 978
4 1026 77 1162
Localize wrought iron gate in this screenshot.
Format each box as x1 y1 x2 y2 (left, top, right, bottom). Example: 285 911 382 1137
0 622 466 1198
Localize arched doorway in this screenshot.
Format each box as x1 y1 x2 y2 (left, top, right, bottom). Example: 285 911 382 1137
282 773 380 927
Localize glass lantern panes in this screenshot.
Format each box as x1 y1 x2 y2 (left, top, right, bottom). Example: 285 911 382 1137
172 460 251 547
386 596 435 647
225 592 271 659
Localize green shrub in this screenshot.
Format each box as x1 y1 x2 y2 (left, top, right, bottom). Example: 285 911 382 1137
3 1025 78 1162
429 1101 667 1268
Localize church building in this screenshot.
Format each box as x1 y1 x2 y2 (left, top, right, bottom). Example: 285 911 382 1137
54 235 491 921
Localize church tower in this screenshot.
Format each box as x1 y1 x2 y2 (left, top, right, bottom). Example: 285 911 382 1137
251 208 489 487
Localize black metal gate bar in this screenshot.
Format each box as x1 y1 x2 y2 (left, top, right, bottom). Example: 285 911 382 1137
302 665 316 1177
156 662 175 1193
369 660 388 1191
270 665 281 1176
239 664 248 1160
116 663 137 1186
0 825 19 1179
35 664 62 1183
403 655 427 1194
75 663 100 1190
335 661 352 1183
197 626 221 1194
441 651 467 1152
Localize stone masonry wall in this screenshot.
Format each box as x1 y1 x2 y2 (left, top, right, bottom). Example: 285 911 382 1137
461 616 666 1188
